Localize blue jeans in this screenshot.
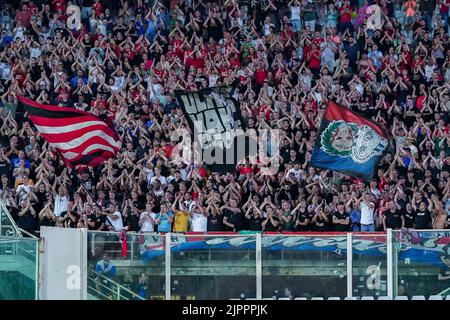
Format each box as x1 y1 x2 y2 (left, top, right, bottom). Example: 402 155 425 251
291 19 301 33
441 14 449 32
361 224 375 232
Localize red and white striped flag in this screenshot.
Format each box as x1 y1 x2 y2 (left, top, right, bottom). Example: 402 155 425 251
19 96 121 168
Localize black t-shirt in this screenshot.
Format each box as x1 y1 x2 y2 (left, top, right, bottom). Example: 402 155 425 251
93 213 107 230
296 210 310 231
34 191 47 214
385 210 403 229
207 214 224 232
439 265 450 281
249 215 264 231
40 216 55 227
228 210 246 231
18 211 37 232
314 214 328 232
0 159 9 176
124 213 140 232
264 216 280 232
415 210 432 229
133 198 146 211
332 211 349 232
67 212 79 228
403 210 416 228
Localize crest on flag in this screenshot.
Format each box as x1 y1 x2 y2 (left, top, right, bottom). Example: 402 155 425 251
311 101 390 181
321 120 388 163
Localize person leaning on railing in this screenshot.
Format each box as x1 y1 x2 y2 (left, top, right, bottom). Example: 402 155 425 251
94 253 116 297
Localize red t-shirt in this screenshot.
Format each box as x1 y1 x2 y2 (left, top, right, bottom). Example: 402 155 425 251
308 50 321 69
93 2 102 17
172 39 184 57
239 166 253 176
254 68 268 86
302 44 312 63
339 6 353 23
313 37 324 46
440 0 449 14
54 1 65 12
191 58 205 69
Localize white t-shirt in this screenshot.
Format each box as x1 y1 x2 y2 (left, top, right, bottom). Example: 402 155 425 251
140 211 156 232
360 202 375 225
287 168 303 180
291 6 301 20
190 212 207 232
107 211 124 231
424 65 434 81
151 175 167 186
112 76 125 92
143 167 154 184
54 194 69 217
208 74 219 87
16 184 32 205
30 47 42 61
146 80 162 100
370 188 381 200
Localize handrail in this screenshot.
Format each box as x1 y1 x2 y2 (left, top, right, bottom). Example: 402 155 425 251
438 287 450 297
0 199 22 237
18 228 38 238
88 269 145 300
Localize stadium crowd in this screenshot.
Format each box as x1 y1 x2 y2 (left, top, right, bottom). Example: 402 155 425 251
0 0 449 237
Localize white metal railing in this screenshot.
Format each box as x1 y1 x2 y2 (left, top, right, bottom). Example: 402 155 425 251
0 199 22 237
19 228 37 238
87 269 145 300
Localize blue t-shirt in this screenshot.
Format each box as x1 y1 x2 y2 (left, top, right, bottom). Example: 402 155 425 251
11 158 30 169
95 260 116 278
70 76 88 87
156 210 174 233
350 209 361 224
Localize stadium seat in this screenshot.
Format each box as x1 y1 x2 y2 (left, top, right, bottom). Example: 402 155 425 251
378 296 392 300
360 296 374 300
344 297 358 300
411 295 425 300
295 297 307 300
311 297 324 300
428 295 442 300
328 297 341 300
446 296 450 300
277 298 290 300
394 296 408 300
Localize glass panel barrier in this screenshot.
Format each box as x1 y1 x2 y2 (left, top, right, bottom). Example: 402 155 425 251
0 200 21 237
87 231 165 300
261 234 347 299
169 233 257 300
0 237 39 300
392 230 450 299
352 233 388 298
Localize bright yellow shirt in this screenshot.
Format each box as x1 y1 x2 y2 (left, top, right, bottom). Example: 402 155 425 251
173 210 190 232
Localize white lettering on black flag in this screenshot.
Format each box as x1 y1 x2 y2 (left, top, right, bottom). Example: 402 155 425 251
175 87 248 173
